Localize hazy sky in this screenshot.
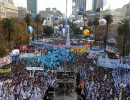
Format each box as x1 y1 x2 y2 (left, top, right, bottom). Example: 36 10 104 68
13 0 130 15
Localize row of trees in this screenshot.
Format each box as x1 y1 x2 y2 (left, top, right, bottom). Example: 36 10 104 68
0 18 30 57
87 15 130 57
116 18 130 56
0 13 129 57
0 13 54 57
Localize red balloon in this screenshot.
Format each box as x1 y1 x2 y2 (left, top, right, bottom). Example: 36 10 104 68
84 18 88 21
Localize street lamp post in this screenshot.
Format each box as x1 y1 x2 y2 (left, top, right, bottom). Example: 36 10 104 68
63 0 68 99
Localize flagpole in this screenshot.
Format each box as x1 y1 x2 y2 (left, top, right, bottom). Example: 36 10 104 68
64 0 68 99
64 0 68 74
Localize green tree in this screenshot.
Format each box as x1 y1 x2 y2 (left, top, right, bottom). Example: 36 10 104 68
93 18 99 41
93 18 99 32
13 19 30 45
44 26 54 36
41 17 46 24
87 20 93 35
117 18 130 57
25 13 33 40
2 18 15 52
35 14 41 41
25 13 32 26
87 20 93 28
104 14 113 49
73 27 81 34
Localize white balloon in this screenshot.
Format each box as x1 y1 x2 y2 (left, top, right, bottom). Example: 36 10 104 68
62 28 65 33
58 25 60 27
42 20 47 26
60 17 62 20
67 25 69 28
12 49 20 56
54 26 58 30
72 2 76 7
60 24 63 27
80 27 83 30
28 26 33 34
99 19 107 25
69 14 75 20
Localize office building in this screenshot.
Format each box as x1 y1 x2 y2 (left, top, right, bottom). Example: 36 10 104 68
92 0 104 12
72 0 87 15
27 0 37 18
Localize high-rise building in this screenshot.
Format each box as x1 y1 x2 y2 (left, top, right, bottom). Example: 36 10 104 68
27 0 37 18
72 0 87 15
92 0 104 12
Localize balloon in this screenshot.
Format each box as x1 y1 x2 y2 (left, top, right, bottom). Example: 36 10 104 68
54 26 58 30
79 6 85 11
60 24 63 27
12 49 20 56
99 19 107 25
72 2 76 7
28 26 33 34
83 29 89 36
84 18 88 21
42 20 46 26
67 25 69 28
80 27 83 30
69 14 75 20
54 16 58 20
62 28 65 35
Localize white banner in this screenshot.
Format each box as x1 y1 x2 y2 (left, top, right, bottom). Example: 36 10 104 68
26 67 44 70
0 55 12 67
97 57 120 68
19 53 41 58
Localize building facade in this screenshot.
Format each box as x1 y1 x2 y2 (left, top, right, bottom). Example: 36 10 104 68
27 0 37 18
0 0 18 19
122 3 130 17
72 0 87 15
39 8 63 26
18 7 30 19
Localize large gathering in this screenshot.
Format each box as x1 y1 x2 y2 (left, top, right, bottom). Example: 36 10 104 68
0 0 130 100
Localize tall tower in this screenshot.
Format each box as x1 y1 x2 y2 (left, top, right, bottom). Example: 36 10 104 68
92 0 104 12
27 0 37 18
72 0 87 15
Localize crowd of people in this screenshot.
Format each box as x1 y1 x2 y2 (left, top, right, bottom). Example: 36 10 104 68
0 59 56 100
0 36 130 100
74 52 130 100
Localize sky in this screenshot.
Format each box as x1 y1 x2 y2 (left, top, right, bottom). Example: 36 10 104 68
13 0 130 16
